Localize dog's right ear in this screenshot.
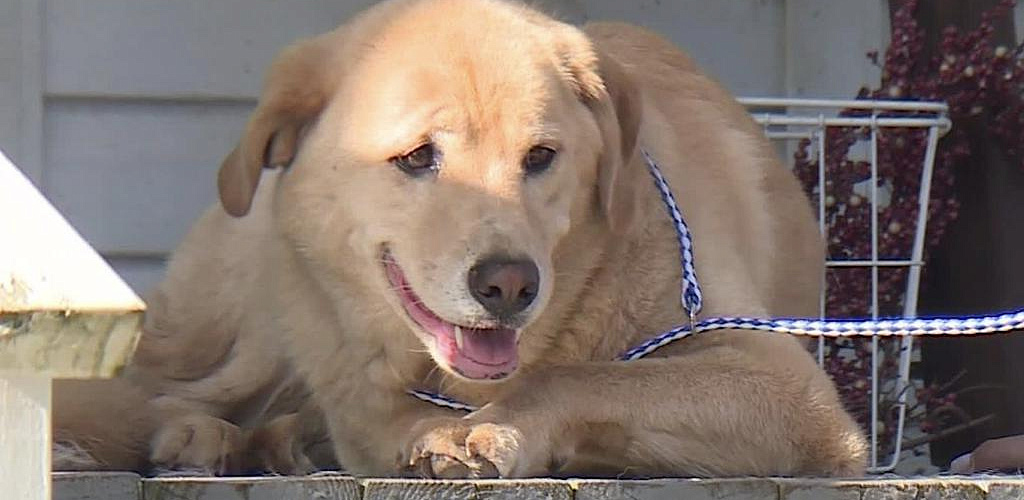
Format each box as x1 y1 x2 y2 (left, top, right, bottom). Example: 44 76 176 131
556 27 643 234
218 34 343 217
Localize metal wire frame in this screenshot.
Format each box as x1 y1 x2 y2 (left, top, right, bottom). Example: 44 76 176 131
737 97 951 473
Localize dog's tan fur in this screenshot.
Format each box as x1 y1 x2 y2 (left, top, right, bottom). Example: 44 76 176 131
55 0 867 477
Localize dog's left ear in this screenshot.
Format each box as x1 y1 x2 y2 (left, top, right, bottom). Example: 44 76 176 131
559 31 643 233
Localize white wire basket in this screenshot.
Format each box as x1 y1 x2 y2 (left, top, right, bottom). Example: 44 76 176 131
738 97 952 473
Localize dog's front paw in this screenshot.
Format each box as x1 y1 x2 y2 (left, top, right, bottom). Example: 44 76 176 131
401 418 526 478
150 414 246 475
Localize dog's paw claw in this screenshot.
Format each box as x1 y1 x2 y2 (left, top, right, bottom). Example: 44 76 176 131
428 453 474 479
402 419 523 478
150 414 244 475
465 423 521 478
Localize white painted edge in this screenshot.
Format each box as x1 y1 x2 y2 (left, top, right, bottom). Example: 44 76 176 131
0 149 144 313
0 372 51 500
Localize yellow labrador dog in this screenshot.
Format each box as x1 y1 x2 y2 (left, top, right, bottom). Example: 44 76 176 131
55 0 867 478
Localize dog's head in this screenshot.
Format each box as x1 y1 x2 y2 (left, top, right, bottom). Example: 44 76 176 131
217 0 641 381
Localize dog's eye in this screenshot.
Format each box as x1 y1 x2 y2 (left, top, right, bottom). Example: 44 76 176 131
392 143 439 177
523 146 557 176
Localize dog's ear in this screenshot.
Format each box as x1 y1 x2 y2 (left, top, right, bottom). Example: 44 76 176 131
559 32 643 233
218 34 343 217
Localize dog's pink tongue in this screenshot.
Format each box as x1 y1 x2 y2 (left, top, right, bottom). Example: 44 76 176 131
460 328 516 364
454 328 518 379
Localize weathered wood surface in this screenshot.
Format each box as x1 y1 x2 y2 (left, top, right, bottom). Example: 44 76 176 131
0 311 142 377
51 475 1024 500
363 478 573 500
575 478 779 500
778 478 983 500
0 149 143 377
143 475 361 500
52 472 140 500
1 374 50 500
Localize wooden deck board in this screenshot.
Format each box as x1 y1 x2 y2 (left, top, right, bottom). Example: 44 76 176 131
50 474 1024 500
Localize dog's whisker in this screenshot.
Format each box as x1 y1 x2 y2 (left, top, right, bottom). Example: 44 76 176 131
423 364 443 382
437 373 458 395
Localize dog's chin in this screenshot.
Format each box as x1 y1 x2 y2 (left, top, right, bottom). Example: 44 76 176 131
381 249 521 381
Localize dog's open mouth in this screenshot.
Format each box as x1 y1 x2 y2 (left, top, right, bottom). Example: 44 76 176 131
382 251 518 380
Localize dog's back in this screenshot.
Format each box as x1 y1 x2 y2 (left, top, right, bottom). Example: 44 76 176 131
586 22 824 320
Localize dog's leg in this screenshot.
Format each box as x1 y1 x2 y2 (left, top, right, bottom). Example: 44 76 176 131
248 413 314 474
248 399 338 474
149 395 338 476
53 377 272 475
402 341 867 478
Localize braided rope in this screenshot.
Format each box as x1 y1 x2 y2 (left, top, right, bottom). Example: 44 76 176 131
641 151 703 318
407 390 480 412
407 151 1024 413
619 310 1024 361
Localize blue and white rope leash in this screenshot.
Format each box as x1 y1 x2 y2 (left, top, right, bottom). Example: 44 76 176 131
409 151 1024 412
641 150 702 323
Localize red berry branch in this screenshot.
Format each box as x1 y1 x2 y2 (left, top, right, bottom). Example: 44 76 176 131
793 0 1022 458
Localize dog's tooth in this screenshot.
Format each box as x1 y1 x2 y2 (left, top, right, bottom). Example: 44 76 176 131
455 326 465 350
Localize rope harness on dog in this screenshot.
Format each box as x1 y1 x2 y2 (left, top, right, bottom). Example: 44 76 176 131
408 151 1024 413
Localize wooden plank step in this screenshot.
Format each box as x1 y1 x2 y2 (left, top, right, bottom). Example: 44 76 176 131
50 475 1024 500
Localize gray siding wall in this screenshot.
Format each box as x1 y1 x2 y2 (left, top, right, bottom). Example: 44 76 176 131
2 0 888 294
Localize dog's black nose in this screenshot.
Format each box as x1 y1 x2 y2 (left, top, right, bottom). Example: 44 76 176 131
468 257 540 318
